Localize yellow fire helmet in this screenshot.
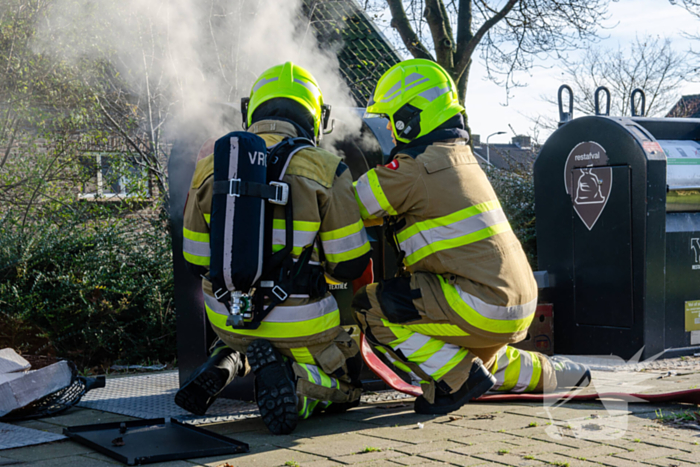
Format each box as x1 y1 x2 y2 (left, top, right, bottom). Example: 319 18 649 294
365 58 465 144
243 62 329 139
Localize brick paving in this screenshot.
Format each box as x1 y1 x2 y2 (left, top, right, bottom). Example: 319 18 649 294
1 367 699 466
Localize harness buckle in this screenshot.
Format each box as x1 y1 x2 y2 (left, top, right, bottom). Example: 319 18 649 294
214 288 230 300
271 285 288 301
268 181 289 205
228 178 241 197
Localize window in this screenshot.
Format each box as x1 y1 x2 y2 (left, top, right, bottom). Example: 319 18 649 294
79 152 150 200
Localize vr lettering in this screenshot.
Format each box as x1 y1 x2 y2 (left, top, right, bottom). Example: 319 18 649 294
248 151 267 166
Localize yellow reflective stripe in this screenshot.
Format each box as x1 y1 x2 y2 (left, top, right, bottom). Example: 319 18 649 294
324 241 370 263
367 170 397 216
203 213 211 224
498 347 522 392
320 219 363 241
183 227 209 243
353 184 375 220
318 368 332 388
405 223 512 266
431 347 468 381
404 323 469 337
183 251 210 266
439 276 532 334
383 319 413 345
206 307 339 338
407 339 445 365
397 200 502 243
392 359 413 374
291 347 315 364
272 219 321 232
526 351 542 392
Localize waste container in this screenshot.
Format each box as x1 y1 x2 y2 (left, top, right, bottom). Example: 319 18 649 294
535 86 700 359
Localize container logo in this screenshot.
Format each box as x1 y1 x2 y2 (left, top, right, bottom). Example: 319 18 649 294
564 142 612 230
692 238 700 270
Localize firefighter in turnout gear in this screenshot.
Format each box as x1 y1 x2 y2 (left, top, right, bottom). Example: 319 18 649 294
352 59 590 415
179 62 371 434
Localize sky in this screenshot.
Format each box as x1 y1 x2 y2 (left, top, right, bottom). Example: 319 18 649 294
462 0 700 144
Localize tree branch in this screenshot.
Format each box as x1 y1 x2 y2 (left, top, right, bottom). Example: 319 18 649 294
424 0 454 68
454 0 518 81
386 0 434 60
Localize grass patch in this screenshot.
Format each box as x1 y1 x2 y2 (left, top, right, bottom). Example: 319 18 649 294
361 446 382 453
498 449 510 455
529 421 538 427
284 461 300 467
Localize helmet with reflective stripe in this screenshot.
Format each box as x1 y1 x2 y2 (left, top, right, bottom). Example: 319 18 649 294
366 59 464 144
247 62 324 137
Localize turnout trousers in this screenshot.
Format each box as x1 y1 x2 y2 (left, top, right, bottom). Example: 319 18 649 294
353 274 556 404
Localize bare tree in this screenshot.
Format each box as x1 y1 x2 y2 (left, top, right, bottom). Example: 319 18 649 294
362 0 611 106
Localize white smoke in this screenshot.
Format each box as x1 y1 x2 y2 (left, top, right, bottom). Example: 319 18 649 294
33 0 362 145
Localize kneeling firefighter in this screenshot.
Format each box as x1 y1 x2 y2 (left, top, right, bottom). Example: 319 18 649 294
179 62 372 434
352 59 590 415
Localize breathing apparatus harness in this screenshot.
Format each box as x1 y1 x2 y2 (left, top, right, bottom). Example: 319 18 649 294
208 134 327 329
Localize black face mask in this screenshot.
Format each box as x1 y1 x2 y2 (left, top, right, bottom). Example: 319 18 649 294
390 113 468 156
251 98 315 140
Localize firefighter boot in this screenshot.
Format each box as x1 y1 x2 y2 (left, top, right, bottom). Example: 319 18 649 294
247 339 298 435
414 358 496 415
175 340 243 416
550 356 592 389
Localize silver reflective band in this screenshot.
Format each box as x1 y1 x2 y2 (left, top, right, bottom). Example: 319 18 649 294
419 342 460 377
253 76 279 93
355 174 387 218
399 209 509 258
454 284 537 322
419 86 449 102
513 350 534 393
272 229 317 249
395 333 431 357
182 238 210 258
322 229 369 255
204 293 339 323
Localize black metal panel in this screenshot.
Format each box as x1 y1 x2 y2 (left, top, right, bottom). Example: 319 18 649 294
632 117 700 141
64 418 248 465
665 213 700 349
573 166 634 328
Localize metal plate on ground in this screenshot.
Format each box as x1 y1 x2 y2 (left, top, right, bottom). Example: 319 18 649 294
64 418 248 465
0 422 66 450
77 371 259 425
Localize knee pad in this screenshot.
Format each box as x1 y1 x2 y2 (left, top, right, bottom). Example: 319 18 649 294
377 277 421 324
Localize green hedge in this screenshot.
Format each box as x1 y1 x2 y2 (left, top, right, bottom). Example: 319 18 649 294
0 208 175 371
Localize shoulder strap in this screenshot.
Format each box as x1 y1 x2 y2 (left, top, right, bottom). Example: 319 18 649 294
267 137 315 182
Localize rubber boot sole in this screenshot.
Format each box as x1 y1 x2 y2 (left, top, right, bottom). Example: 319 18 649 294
247 339 298 435
414 373 497 415
174 367 227 416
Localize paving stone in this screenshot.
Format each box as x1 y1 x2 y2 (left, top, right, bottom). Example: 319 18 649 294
471 451 549 466
448 440 523 457
613 445 682 461
390 454 454 465
669 452 700 465
82 451 197 466
449 430 525 447
554 444 629 459
357 424 480 444
533 452 602 466
591 454 667 467
9 418 66 434
286 432 410 457
338 406 442 427
418 450 487 466
14 454 119 467
508 439 578 456
0 440 92 462
330 446 406 465
621 434 696 452
392 440 466 455
195 448 324 467
641 455 697 466
445 412 540 432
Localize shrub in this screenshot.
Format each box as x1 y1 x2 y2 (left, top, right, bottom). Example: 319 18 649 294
0 206 175 371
